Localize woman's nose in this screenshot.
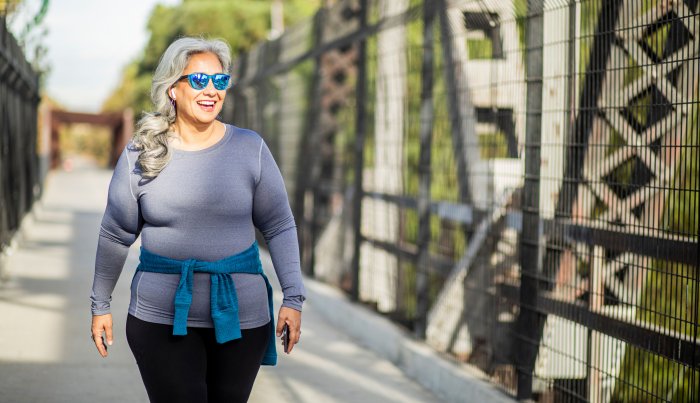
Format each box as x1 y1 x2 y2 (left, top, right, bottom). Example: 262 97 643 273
202 79 218 95
203 84 217 95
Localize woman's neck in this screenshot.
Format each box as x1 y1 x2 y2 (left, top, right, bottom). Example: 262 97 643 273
170 119 224 151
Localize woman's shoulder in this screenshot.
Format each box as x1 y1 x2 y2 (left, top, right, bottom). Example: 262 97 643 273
122 141 145 177
125 141 140 155
225 123 265 149
226 123 265 155
124 140 142 157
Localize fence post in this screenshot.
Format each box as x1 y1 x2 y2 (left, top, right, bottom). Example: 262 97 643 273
414 0 436 338
514 0 545 399
296 8 327 277
437 5 474 204
350 0 369 301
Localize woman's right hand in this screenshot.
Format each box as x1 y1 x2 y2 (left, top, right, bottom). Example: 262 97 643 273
91 313 113 358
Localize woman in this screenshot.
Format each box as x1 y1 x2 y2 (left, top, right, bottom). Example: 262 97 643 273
90 37 305 403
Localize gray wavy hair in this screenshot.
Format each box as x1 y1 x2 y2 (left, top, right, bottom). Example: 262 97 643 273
132 37 232 178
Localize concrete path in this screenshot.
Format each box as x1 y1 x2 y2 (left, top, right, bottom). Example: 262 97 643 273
0 161 442 403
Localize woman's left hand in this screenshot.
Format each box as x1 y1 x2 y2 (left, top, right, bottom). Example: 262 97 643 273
276 306 302 354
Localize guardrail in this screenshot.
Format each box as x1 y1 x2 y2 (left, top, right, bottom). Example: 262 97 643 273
0 17 41 252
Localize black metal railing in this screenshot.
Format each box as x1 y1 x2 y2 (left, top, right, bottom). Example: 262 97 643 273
224 0 699 401
0 17 41 251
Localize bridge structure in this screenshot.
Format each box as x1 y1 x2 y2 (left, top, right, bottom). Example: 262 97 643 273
43 108 133 169
1 1 699 402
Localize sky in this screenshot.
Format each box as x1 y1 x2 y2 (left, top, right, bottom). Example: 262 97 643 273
42 0 180 112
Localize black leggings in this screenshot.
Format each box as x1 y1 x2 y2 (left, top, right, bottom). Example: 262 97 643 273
126 314 270 403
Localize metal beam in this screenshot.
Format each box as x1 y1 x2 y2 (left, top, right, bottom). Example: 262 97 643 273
500 284 700 369
350 0 368 301
414 0 437 338
515 0 545 397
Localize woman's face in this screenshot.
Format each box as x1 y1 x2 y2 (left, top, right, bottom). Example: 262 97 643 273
171 52 227 126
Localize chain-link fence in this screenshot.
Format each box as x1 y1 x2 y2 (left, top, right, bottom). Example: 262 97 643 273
0 17 41 251
223 0 699 400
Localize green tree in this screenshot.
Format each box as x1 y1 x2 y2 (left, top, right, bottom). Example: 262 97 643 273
103 0 319 114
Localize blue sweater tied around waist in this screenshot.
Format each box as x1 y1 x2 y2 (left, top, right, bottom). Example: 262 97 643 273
136 241 277 366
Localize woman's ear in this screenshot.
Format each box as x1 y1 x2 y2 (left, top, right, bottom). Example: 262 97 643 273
170 88 176 100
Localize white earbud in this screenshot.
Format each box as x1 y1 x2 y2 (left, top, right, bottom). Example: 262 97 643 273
170 88 176 100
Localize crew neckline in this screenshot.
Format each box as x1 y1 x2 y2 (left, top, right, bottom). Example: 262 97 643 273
171 123 233 156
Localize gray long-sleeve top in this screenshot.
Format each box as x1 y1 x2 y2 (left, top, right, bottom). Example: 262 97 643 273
91 124 305 329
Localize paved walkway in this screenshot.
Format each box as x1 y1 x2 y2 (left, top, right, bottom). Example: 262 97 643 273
0 160 442 403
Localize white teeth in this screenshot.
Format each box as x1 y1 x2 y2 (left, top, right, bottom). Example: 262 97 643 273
197 101 215 106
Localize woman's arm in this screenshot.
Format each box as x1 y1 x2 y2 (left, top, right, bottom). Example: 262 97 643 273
252 139 305 352
252 140 306 308
91 147 143 357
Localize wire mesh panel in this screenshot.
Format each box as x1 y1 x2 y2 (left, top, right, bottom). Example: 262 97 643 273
227 0 699 401
516 0 699 401
0 17 41 251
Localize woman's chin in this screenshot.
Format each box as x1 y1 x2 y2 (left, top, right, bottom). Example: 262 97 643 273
190 110 222 125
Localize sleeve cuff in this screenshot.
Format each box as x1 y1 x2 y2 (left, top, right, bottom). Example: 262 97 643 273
281 294 306 311
91 300 112 316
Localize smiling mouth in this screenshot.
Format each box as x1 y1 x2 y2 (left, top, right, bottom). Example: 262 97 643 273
196 100 216 111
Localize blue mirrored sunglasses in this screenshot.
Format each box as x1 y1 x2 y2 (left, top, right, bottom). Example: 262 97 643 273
178 73 231 91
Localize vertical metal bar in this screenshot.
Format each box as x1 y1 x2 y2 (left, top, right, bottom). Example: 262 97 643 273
514 0 544 399
350 0 369 301
686 3 699 395
414 0 436 339
0 15 6 248
566 0 577 154
229 52 249 125
437 5 472 204
294 8 327 276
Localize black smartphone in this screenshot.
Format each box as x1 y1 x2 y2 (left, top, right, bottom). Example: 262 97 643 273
282 323 290 353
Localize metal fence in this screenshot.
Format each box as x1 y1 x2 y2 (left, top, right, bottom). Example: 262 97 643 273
223 0 699 401
0 17 41 251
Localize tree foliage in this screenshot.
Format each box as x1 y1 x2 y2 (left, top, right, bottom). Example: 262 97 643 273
102 0 319 114
0 0 22 16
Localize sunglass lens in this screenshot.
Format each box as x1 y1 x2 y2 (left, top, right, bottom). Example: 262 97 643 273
212 74 230 90
189 73 209 90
